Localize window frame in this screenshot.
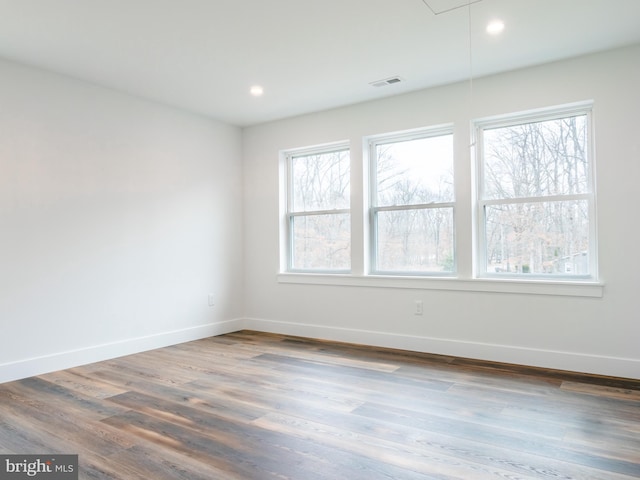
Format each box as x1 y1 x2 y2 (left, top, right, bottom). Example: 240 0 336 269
277 102 603 297
473 102 598 281
367 125 456 276
283 142 351 273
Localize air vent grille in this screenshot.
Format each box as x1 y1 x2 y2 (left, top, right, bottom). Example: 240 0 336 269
370 76 403 88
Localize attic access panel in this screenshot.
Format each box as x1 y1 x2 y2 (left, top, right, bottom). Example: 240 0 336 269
422 0 483 15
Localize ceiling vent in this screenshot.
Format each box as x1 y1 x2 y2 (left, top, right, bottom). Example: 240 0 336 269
370 76 403 88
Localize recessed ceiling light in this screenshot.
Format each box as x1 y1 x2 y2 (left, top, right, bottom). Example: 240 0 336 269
250 85 264 97
486 19 505 35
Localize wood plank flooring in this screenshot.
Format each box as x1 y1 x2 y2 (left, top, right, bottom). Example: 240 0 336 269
1 330 639 479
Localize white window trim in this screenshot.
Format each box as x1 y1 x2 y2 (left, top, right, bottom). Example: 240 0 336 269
277 103 603 297
280 141 351 274
367 125 456 276
473 101 598 282
277 272 603 297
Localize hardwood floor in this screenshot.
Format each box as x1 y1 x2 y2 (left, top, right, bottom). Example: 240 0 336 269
1 330 639 479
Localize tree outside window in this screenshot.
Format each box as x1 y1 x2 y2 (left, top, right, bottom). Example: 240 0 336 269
370 129 455 274
287 147 350 271
477 107 596 278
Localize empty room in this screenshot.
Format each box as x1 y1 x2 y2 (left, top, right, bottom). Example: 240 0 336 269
1 0 639 478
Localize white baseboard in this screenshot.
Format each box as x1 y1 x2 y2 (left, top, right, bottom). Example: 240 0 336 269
3 317 638 383
0 319 244 384
243 317 640 380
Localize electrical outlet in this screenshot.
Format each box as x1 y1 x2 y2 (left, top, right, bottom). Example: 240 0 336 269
208 294 215 307
414 300 423 316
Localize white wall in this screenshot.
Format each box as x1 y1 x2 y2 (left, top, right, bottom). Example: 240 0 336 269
2 45 638 383
243 44 640 379
0 59 244 382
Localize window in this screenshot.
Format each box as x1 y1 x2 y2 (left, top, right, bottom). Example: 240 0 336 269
285 145 350 272
475 104 596 279
369 128 455 274
279 102 601 296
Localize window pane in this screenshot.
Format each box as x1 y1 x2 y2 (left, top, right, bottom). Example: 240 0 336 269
376 134 453 207
376 208 454 273
291 213 350 271
291 149 350 211
485 200 590 275
483 115 588 199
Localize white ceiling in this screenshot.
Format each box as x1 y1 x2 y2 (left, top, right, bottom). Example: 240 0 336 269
0 0 639 126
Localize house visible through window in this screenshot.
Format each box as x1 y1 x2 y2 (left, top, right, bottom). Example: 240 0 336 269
369 128 455 274
475 104 596 278
285 145 351 272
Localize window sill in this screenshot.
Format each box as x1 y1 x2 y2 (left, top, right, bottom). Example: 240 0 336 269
277 273 604 297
